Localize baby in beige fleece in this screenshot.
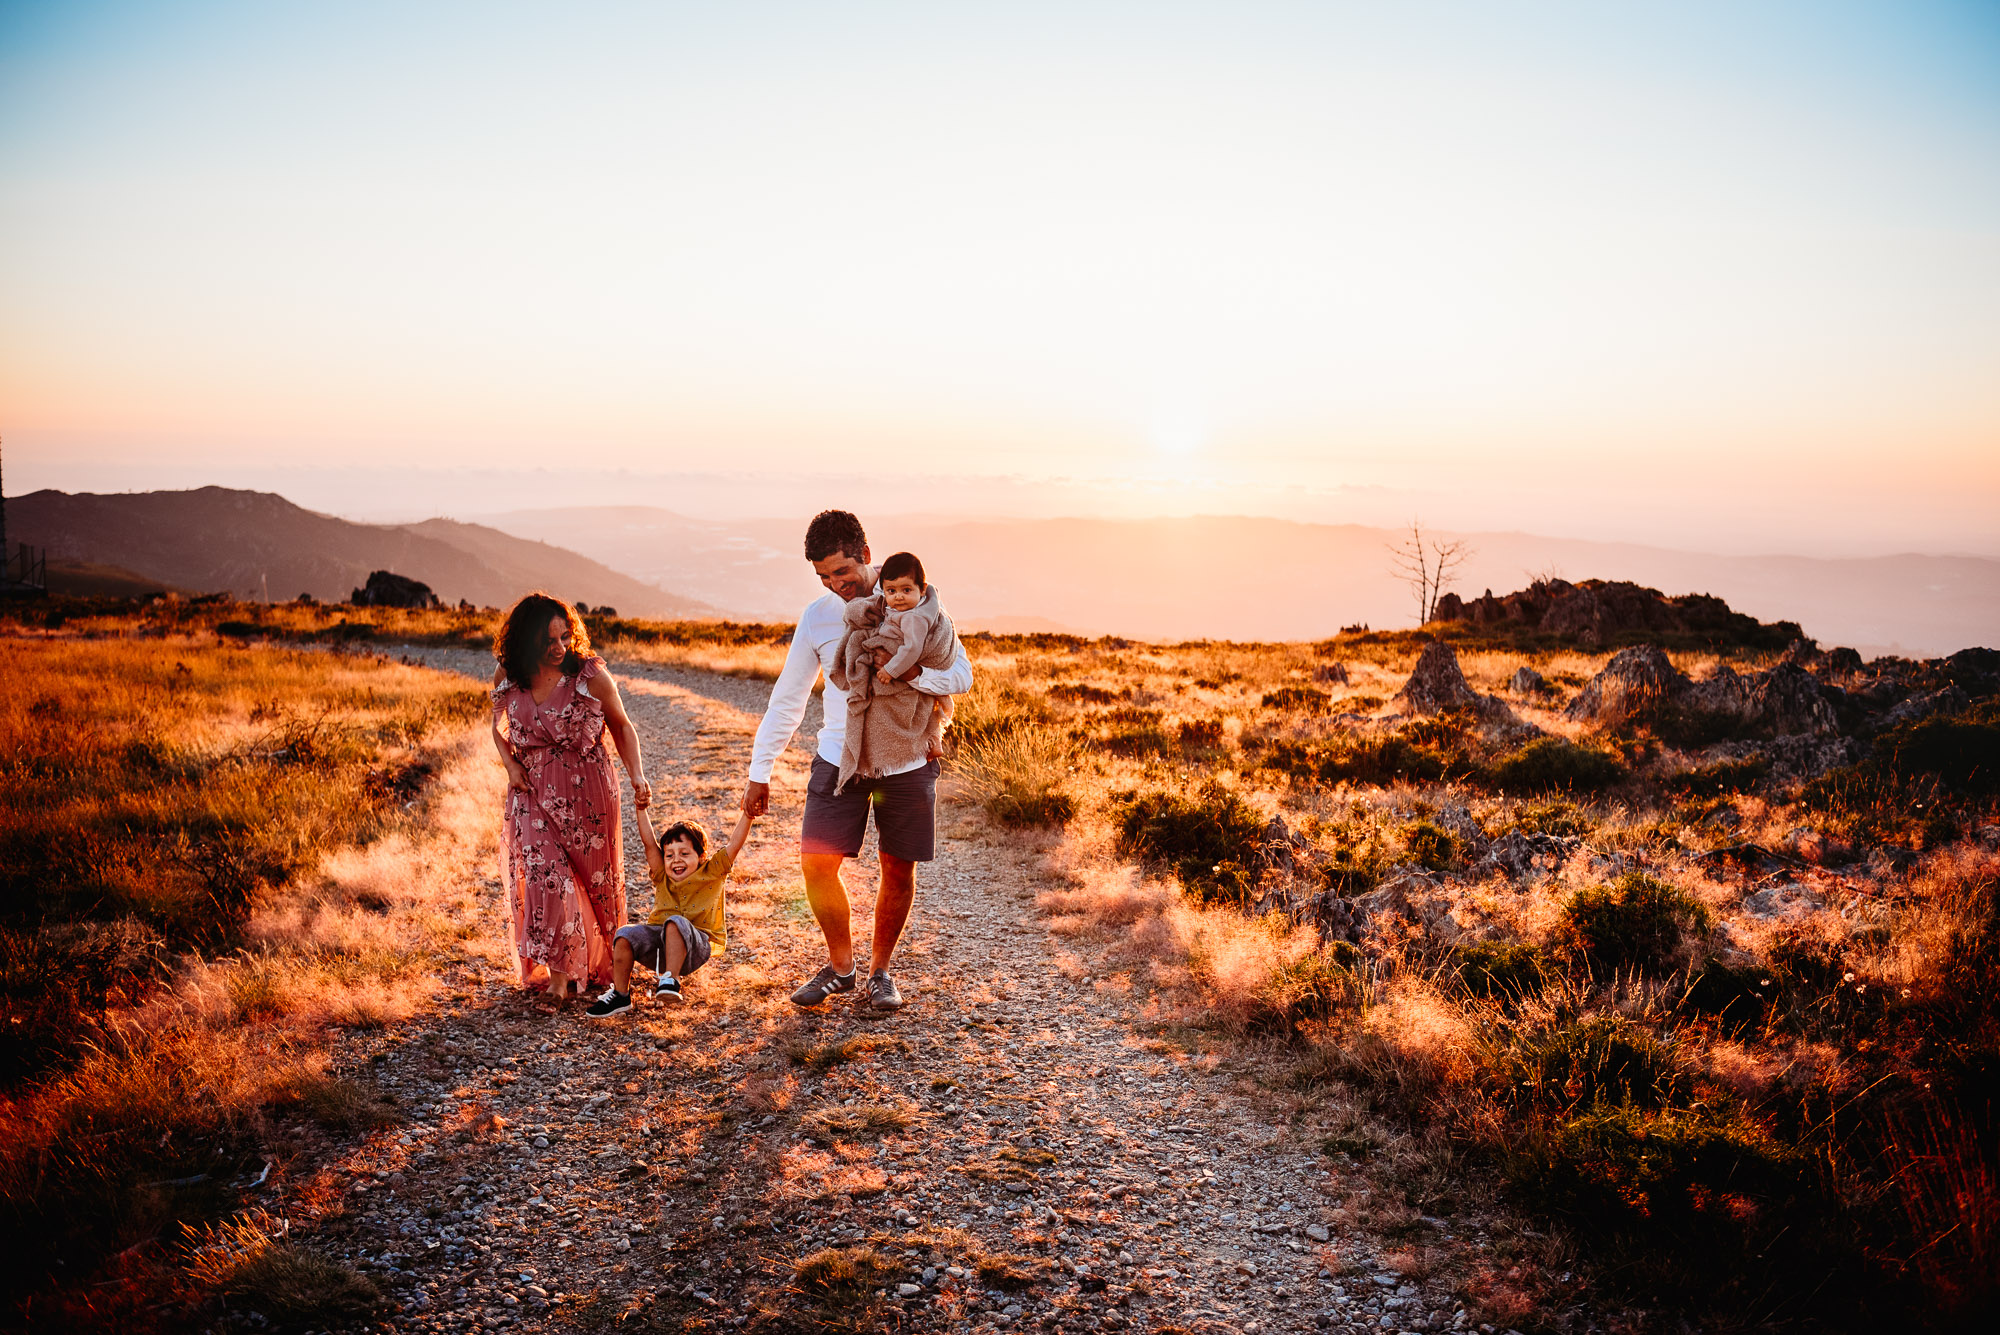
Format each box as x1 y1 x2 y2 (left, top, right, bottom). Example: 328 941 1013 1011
828 551 957 793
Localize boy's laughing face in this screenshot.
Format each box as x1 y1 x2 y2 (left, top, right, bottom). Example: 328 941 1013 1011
661 836 700 882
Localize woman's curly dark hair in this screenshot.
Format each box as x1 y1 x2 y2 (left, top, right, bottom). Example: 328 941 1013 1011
494 592 592 690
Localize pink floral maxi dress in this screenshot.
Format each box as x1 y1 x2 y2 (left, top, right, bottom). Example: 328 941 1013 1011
493 655 624 989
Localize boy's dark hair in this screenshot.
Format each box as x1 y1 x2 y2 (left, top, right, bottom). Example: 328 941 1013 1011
494 591 591 690
657 820 708 858
878 551 925 588
804 510 867 563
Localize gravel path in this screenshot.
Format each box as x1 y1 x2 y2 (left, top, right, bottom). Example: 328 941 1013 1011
303 650 1488 1334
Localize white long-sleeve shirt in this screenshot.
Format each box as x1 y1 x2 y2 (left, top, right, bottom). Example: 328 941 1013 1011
747 588 974 784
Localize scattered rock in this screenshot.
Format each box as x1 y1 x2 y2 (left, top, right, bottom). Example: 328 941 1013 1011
349 570 441 609
1316 661 1351 685
1507 666 1547 695
1562 646 1686 725
1742 884 1825 922
1392 641 1514 721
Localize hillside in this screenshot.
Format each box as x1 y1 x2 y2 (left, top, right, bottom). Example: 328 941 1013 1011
12 488 717 617
476 507 2000 656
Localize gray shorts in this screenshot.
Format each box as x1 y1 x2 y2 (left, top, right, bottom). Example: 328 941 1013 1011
614 917 712 977
801 756 939 862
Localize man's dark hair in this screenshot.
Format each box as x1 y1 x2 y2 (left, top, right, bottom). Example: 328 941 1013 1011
878 551 925 589
804 510 867 563
493 591 590 690
657 820 708 858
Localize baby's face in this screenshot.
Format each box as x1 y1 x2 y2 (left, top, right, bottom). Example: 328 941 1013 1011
661 836 700 882
882 576 923 612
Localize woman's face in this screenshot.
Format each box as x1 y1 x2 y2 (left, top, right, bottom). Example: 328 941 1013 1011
540 614 572 669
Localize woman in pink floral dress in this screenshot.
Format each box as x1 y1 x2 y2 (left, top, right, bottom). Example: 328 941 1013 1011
490 594 649 1001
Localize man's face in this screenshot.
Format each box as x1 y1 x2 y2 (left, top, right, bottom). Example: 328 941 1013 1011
662 836 700 882
812 546 873 602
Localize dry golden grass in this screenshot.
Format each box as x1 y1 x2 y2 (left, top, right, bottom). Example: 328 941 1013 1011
0 632 501 1316
965 626 2000 1324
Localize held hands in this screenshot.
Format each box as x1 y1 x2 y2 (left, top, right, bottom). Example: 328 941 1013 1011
741 780 770 818
632 777 652 808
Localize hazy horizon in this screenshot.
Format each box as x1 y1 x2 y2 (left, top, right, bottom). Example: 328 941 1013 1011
6 1 1999 560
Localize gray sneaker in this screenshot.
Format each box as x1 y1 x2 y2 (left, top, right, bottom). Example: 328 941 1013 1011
791 964 857 1007
858 970 904 1015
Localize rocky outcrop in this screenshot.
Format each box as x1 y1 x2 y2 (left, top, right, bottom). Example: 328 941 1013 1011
351 570 440 609
1562 646 1686 724
1508 666 1547 695
1564 645 1841 739
1430 578 1800 650
1392 640 1515 721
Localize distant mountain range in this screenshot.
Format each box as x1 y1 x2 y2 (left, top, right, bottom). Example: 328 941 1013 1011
13 488 717 617
475 506 2000 657
14 488 1995 655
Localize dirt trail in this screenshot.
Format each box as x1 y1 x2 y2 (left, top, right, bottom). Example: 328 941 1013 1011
306 652 1485 1335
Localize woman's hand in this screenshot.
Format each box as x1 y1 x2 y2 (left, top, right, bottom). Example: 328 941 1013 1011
632 776 652 808
504 758 531 792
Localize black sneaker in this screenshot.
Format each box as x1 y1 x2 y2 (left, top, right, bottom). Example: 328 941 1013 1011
586 987 633 1019
655 974 684 1004
858 970 904 1015
790 964 857 1007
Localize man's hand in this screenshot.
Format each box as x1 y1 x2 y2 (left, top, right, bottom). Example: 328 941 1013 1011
741 780 770 818
926 738 945 762
898 663 922 683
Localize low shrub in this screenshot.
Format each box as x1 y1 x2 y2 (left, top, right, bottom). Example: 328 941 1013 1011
1678 959 1772 1033
1508 1105 1810 1286
1264 736 1453 788
795 1245 899 1307
1402 820 1459 871
1507 1016 1686 1113
1454 942 1549 999
1110 783 1266 904
185 1212 382 1325
1261 685 1328 712
1666 756 1770 798
1176 718 1227 755
1504 798 1594 839
1253 946 1364 1032
1483 737 1626 794
1047 682 1123 705
1555 873 1712 975
1802 702 2000 845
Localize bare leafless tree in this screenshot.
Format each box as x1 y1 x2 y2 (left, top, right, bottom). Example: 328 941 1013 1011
1387 520 1473 625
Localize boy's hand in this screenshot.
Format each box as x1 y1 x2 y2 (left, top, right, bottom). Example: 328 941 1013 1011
875 668 893 685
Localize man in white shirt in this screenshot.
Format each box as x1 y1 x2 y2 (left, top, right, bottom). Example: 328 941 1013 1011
740 510 974 1014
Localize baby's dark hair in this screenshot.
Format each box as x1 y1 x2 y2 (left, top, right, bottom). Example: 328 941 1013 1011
878 551 925 589
655 819 708 858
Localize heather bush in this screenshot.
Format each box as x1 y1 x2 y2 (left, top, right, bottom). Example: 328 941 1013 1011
1555 873 1712 975
1453 941 1549 1000
1110 783 1266 905
1264 735 1452 787
1483 736 1626 794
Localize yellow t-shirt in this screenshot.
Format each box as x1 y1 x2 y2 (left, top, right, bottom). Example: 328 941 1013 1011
647 847 732 952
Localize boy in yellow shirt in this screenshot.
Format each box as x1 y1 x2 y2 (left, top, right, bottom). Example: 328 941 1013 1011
588 805 754 1017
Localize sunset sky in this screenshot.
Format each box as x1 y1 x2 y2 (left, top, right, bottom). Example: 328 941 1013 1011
3 1 1997 554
